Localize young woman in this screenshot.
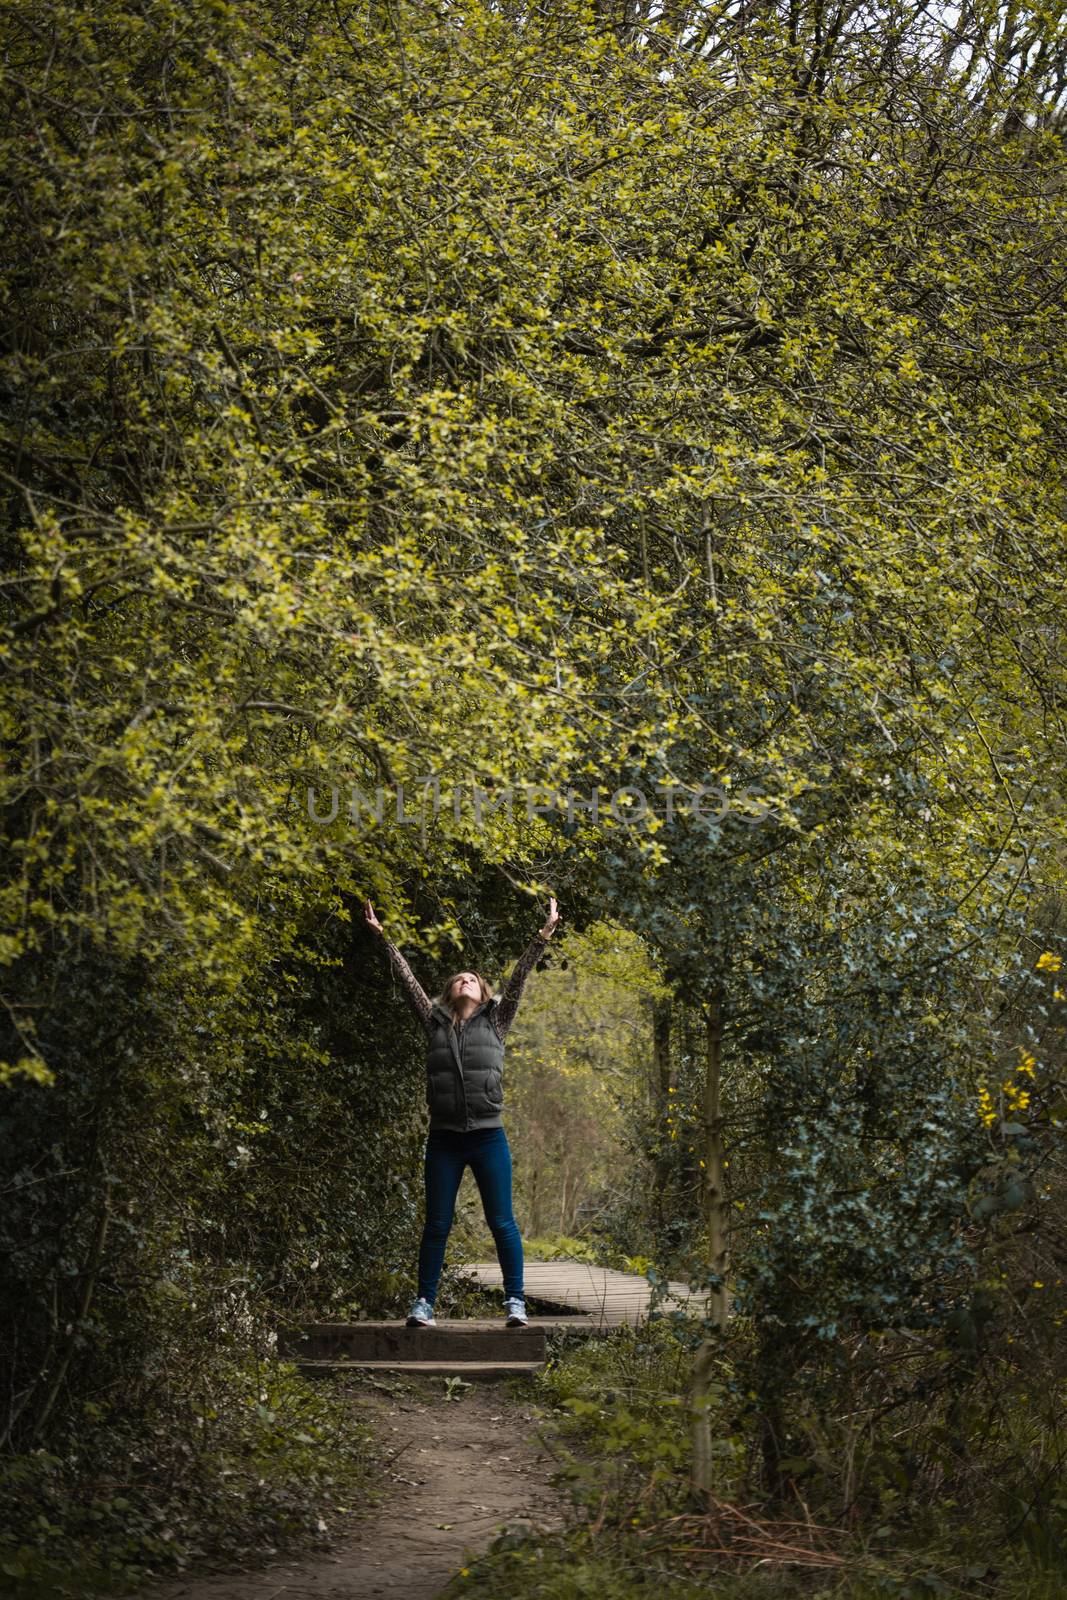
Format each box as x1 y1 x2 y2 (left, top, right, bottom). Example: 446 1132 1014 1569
362 896 560 1328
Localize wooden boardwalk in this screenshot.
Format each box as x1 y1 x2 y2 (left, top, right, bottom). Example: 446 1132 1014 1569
276 1262 711 1379
461 1259 708 1330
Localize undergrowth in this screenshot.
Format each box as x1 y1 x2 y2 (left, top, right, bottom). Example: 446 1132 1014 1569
0 1353 380 1599
439 1315 1067 1600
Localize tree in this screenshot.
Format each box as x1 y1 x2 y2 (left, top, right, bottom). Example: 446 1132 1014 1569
2 0 1065 1549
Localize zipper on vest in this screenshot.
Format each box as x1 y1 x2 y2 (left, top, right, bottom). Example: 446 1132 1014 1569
456 1005 482 1128
451 1010 471 1128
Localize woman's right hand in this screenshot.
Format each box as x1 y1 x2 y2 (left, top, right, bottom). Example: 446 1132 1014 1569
539 895 560 939
363 899 384 936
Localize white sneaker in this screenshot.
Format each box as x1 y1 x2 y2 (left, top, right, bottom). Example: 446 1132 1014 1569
503 1295 528 1327
406 1296 436 1327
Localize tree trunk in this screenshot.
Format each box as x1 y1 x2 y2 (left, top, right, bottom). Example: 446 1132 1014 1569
689 986 729 1501
28 1184 112 1445
651 994 673 1239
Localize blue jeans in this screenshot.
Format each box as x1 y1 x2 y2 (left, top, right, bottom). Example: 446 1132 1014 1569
417 1126 524 1304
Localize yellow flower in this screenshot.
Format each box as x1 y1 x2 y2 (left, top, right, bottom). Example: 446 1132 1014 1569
1033 1281 1044 1289
1036 951 1062 972
1054 988 1065 1001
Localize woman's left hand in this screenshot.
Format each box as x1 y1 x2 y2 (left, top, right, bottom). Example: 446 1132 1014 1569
539 895 560 939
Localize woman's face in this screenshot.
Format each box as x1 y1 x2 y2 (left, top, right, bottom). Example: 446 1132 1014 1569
450 972 481 1003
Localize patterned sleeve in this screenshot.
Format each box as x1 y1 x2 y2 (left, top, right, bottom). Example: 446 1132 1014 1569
493 932 549 1041
380 939 435 1038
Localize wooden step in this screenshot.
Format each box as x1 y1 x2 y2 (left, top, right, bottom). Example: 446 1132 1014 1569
293 1358 544 1382
277 1320 548 1363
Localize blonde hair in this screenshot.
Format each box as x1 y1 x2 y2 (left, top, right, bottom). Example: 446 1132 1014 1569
434 970 496 1024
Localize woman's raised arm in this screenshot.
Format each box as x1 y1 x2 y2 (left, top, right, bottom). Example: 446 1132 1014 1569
363 900 434 1037
494 896 560 1042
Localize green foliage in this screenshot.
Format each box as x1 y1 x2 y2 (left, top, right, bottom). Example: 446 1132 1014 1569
536 1320 700 1522
504 923 666 1240
441 1528 1064 1600
1 0 1066 1585
438 1530 713 1600
0 1354 378 1597
459 1316 1067 1599
525 1235 603 1265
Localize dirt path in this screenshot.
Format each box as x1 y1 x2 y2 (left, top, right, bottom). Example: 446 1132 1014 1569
140 1377 570 1600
